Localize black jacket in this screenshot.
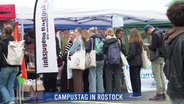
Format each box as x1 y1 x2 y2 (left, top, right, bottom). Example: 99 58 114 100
163 33 184 98
0 36 15 67
103 37 126 55
127 42 142 66
103 37 127 64
148 28 163 61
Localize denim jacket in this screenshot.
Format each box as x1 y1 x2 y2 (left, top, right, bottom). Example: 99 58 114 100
69 38 85 55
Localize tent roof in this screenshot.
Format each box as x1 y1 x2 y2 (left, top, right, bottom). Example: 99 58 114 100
0 0 171 29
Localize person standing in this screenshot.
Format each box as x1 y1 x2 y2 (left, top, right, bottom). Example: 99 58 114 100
43 28 60 92
86 27 105 92
163 1 184 104
60 31 74 92
103 28 125 92
115 28 127 92
0 25 19 104
127 28 143 98
144 25 166 101
69 28 86 92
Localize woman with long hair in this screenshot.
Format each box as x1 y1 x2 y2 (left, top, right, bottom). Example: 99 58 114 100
127 28 143 98
86 27 105 92
69 28 86 92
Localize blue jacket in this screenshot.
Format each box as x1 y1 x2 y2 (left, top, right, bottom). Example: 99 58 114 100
69 38 85 55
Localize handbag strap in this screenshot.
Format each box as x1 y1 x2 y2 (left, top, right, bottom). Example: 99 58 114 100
142 46 145 52
91 38 94 50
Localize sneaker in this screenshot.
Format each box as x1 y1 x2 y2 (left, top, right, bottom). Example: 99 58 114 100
129 95 142 98
149 94 165 101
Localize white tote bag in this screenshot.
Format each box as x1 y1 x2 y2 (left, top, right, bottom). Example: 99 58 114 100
70 47 85 70
120 51 128 66
67 52 73 79
85 38 96 68
141 47 149 68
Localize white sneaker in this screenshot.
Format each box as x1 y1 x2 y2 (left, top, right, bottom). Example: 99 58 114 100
129 95 142 98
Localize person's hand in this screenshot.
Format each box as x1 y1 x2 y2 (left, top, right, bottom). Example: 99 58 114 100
144 43 150 47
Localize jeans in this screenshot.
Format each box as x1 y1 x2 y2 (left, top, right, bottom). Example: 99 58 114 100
89 60 104 92
105 64 122 92
0 66 19 104
169 96 184 104
151 57 165 94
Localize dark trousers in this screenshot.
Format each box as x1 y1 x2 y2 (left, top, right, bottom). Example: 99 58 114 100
43 73 58 92
72 69 84 92
129 65 142 95
105 64 121 92
83 69 89 92
60 63 74 92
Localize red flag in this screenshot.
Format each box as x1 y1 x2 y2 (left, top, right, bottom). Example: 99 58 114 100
14 22 27 80
21 58 27 79
14 22 21 41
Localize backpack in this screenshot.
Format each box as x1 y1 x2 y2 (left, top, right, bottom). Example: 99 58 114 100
107 41 121 64
3 40 25 65
155 30 165 57
94 37 104 55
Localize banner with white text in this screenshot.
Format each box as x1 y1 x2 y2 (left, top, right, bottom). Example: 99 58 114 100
34 0 58 73
123 62 168 92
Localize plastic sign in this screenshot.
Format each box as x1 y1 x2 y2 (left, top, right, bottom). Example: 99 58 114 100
112 15 124 28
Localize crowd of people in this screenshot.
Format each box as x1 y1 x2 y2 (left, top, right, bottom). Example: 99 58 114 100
0 1 184 104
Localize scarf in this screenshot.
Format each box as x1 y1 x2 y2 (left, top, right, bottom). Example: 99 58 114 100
164 27 184 44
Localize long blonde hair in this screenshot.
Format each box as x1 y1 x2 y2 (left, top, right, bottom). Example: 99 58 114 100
128 28 143 45
75 28 87 47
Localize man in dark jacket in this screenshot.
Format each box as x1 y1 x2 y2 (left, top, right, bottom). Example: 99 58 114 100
163 1 184 104
144 25 166 101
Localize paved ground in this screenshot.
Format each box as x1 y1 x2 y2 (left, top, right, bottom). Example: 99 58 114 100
22 91 170 104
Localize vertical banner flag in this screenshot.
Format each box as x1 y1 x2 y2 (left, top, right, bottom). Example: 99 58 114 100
34 0 58 73
112 15 124 28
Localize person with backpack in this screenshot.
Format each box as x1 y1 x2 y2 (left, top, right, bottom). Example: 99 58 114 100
0 25 19 104
144 25 166 101
163 1 184 103
86 27 105 92
127 28 143 98
103 28 125 92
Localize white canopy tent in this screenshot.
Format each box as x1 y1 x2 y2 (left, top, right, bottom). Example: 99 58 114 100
0 0 171 29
